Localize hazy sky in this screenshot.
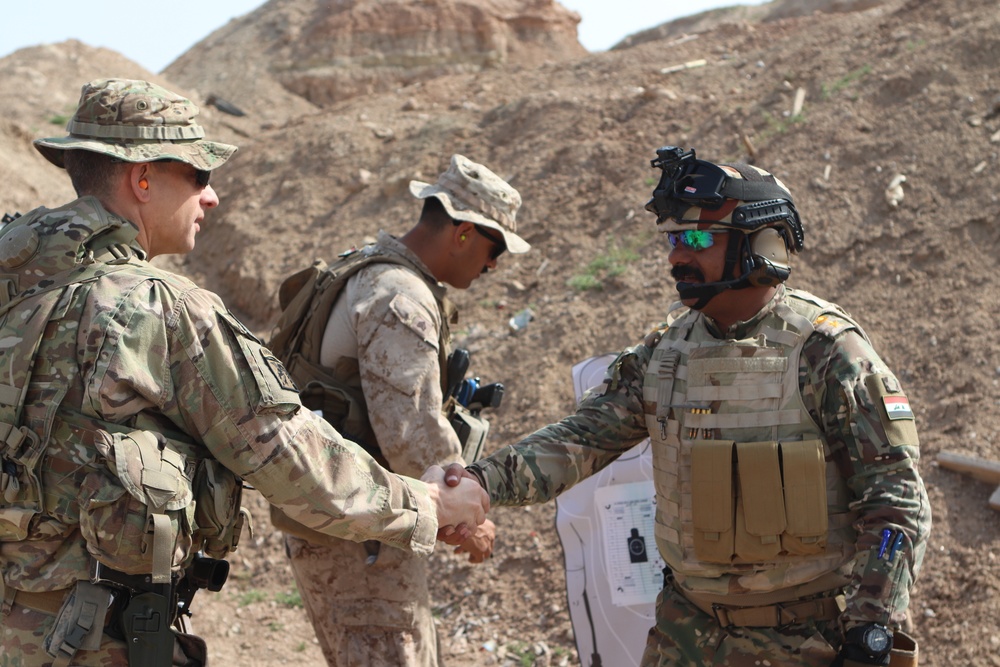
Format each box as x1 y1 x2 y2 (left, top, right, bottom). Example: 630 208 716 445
2 1 769 73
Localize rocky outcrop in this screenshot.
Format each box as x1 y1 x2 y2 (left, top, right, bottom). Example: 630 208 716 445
613 0 893 50
165 0 584 121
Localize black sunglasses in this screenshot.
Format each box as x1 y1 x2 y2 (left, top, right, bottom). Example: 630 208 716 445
453 220 506 260
112 158 211 188
473 225 506 260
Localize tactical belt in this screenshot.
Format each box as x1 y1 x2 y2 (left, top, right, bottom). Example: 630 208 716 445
698 593 845 627
7 587 70 616
674 570 848 628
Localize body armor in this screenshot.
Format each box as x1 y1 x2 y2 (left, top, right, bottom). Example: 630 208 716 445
0 197 245 592
268 244 460 541
645 288 863 596
269 244 455 463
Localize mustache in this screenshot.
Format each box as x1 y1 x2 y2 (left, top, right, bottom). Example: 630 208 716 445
671 265 705 282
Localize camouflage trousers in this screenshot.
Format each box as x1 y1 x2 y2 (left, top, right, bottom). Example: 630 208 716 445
1 596 204 667
285 535 440 667
0 600 128 667
639 582 841 666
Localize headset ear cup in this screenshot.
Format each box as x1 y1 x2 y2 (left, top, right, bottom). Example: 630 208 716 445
746 228 791 287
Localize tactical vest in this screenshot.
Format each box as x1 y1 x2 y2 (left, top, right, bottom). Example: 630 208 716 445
645 289 862 596
268 244 456 462
268 244 460 542
0 197 246 590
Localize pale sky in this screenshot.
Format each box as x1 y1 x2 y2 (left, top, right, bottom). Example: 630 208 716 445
2 1 769 73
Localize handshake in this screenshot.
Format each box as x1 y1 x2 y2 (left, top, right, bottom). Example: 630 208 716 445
420 462 494 563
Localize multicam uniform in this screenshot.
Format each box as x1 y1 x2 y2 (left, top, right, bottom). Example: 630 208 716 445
282 232 461 667
468 286 930 667
0 199 438 666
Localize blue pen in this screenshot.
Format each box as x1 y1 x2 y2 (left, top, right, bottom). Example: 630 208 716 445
888 532 906 562
877 529 893 560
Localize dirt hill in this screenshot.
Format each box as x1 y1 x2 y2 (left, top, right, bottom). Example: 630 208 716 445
1 0 999 665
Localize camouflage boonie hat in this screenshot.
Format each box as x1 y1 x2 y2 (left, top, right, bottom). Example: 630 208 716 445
33 78 237 170
409 154 530 254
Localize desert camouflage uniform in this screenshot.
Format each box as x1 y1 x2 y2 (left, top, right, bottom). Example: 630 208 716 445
285 231 460 667
468 286 930 667
0 199 438 667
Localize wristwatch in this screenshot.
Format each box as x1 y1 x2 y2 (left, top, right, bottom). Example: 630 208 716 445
845 623 893 662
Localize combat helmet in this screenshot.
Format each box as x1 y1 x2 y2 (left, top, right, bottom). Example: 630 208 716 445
644 146 804 308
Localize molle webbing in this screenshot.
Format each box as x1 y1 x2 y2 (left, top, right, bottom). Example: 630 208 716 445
645 290 861 588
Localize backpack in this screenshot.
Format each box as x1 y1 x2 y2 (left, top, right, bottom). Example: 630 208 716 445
267 247 421 462
268 245 491 467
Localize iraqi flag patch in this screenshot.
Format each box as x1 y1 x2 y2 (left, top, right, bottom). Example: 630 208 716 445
883 395 913 420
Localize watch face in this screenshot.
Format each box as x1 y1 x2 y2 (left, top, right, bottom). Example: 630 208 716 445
863 626 892 654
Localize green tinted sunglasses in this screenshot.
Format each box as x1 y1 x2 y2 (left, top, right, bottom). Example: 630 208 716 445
666 229 725 251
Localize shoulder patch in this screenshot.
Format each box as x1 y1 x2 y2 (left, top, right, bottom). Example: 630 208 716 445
813 313 856 338
388 292 439 349
262 351 299 392
864 372 919 447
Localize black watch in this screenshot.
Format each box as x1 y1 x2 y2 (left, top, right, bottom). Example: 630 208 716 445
845 623 893 662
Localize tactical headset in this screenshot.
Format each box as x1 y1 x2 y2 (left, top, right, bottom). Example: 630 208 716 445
644 147 804 309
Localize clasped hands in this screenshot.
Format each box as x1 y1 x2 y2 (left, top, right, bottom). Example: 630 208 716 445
420 462 494 563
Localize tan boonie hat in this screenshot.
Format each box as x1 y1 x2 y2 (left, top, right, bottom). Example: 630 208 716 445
409 154 529 254
33 78 237 171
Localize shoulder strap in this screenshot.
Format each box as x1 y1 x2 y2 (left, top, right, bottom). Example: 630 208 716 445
268 248 427 371
0 286 72 454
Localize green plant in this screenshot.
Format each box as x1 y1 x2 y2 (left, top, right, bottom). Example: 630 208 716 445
821 64 872 99
567 243 641 292
48 114 70 126
268 621 284 632
506 641 536 667
294 641 308 652
238 589 268 606
275 588 303 608
754 109 807 145
567 273 603 291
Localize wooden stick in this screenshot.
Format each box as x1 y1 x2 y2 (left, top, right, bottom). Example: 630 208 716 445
937 451 1000 513
936 451 1000 485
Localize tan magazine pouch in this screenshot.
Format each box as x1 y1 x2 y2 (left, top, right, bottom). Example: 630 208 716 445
781 439 828 555
890 631 918 667
692 439 829 563
692 441 735 563
735 441 786 561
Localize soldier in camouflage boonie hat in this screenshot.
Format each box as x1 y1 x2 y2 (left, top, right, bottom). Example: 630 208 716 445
33 78 236 170
409 154 530 254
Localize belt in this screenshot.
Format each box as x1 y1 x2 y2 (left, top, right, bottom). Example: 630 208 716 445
3 581 117 667
673 572 848 628
7 587 71 616
706 594 845 627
